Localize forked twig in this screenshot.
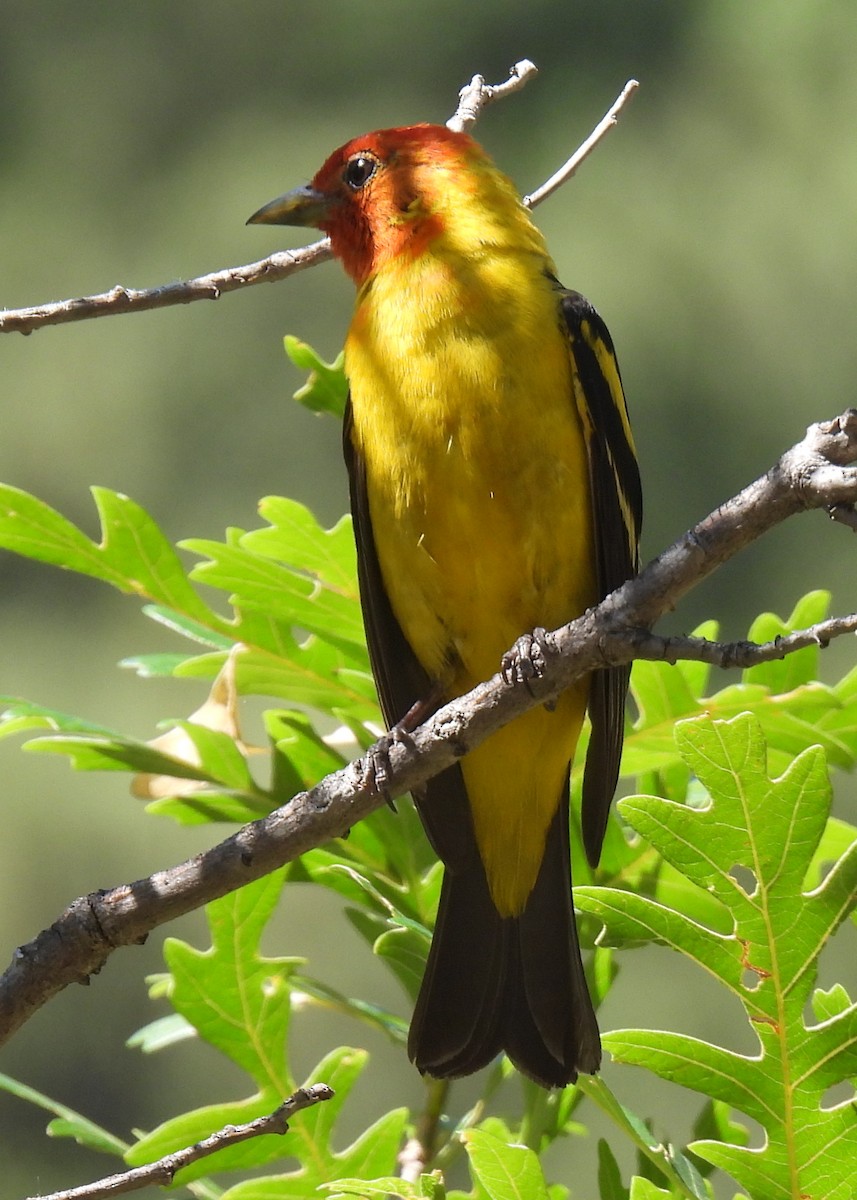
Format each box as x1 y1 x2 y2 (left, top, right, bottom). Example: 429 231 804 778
24 1085 334 1200
0 64 634 335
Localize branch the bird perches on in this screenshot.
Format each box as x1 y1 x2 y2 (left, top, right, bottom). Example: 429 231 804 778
1 407 855 1050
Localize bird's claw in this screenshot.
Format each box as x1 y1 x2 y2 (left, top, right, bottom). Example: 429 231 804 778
360 723 416 810
501 627 551 693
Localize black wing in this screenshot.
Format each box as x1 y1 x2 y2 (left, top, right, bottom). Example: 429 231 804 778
342 399 431 730
559 288 642 867
342 399 476 875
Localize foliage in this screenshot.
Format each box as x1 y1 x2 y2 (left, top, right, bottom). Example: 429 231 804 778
0 346 855 1198
579 714 857 1200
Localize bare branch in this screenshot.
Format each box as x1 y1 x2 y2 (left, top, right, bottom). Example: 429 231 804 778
628 612 857 670
1 409 855 1047
523 78 639 209
24 1085 333 1200
446 59 538 132
0 64 625 337
0 242 332 336
398 1077 450 1182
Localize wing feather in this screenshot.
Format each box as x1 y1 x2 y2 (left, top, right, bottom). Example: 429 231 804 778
343 399 477 875
559 288 642 866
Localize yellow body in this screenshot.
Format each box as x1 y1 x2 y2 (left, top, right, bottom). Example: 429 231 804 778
346 185 594 916
246 122 640 1083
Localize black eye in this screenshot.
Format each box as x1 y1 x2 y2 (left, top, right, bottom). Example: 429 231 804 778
343 154 378 191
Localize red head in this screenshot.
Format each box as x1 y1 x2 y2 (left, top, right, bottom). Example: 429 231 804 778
248 124 492 284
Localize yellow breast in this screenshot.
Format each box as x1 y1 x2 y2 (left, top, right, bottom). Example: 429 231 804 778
347 236 594 915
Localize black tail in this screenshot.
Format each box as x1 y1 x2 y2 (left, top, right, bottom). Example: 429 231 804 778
408 797 601 1088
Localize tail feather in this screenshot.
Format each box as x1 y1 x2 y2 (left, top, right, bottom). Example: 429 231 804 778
408 855 506 1077
409 800 600 1088
516 798 601 1077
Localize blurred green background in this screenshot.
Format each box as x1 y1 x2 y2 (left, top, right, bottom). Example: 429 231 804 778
1 2 856 1196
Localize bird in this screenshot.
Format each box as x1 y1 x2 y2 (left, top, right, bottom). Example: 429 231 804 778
248 122 641 1088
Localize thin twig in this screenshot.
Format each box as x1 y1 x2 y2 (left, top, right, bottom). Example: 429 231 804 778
523 78 639 209
398 1076 451 1181
0 63 620 336
629 612 857 669
446 59 538 132
1 409 855 1048
24 1085 333 1200
0 242 332 336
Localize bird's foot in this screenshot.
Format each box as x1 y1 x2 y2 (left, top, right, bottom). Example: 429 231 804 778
502 627 554 704
360 723 418 811
360 690 441 809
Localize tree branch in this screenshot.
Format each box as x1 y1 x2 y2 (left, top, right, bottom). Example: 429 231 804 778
398 1077 450 1182
628 612 857 670
24 1085 334 1200
446 58 539 133
1 409 855 1047
0 62 629 336
0 243 333 336
523 78 639 209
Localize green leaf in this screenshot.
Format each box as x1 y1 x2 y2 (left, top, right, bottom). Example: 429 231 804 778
266 709 347 803
162 720 259 790
290 973 408 1044
120 651 196 678
167 869 295 1083
143 789 272 826
127 869 297 1176
127 1014 195 1054
576 1076 709 1199
245 497 356 593
0 1071 128 1157
743 590 830 692
322 1177 428 1199
184 535 365 651
344 908 429 1002
126 869 407 1192
141 603 235 648
628 1181 673 1200
284 335 348 418
287 796 437 940
182 635 376 719
183 496 362 651
618 596 857 787
219 1048 407 1199
0 698 272 828
0 485 214 615
691 1099 749 1175
575 884 739 971
0 699 238 781
462 1127 550 1200
597 1138 629 1200
0 698 119 742
812 982 854 1023
600 713 857 1200
0 485 374 728
374 925 430 1002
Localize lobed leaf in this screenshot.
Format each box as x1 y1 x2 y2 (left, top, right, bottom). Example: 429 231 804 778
594 713 857 1200
0 1071 128 1156
462 1126 550 1200
284 335 348 418
218 1049 407 1199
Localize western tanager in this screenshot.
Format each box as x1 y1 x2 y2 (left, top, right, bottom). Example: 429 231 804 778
249 123 641 1088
